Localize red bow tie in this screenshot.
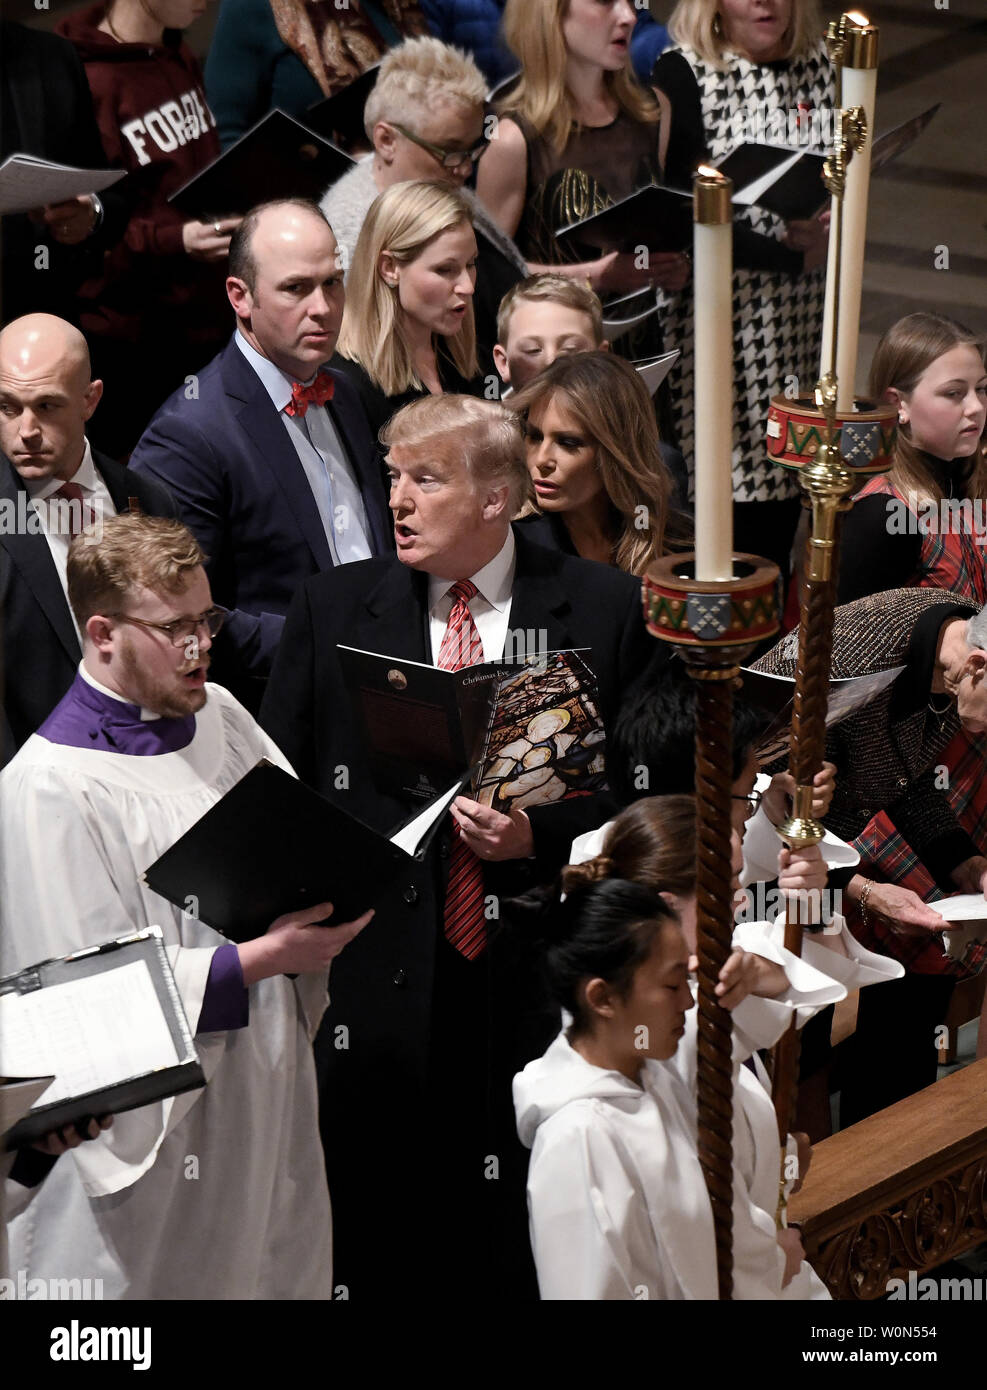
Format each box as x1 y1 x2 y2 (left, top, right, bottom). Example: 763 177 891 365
285 374 334 418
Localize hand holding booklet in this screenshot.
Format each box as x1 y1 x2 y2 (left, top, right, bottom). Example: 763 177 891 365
337 645 608 812
143 760 465 939
145 649 607 939
0 154 125 217
0 929 202 1149
932 898 987 976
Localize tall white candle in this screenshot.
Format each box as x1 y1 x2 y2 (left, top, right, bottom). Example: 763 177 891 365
836 21 878 412
693 168 734 582
818 189 839 379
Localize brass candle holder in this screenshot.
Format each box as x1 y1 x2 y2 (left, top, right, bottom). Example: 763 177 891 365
645 555 780 1299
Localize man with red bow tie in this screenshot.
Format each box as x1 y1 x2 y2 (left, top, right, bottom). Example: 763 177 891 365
129 199 391 709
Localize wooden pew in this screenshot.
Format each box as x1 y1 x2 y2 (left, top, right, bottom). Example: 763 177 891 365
937 973 987 1064
788 1058 987 1299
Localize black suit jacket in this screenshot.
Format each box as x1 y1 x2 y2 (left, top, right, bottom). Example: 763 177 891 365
129 337 393 692
260 534 663 1058
0 449 176 763
261 524 662 859
0 21 129 323
259 525 665 1291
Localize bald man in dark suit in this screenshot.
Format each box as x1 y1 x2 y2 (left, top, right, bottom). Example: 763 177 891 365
0 314 175 763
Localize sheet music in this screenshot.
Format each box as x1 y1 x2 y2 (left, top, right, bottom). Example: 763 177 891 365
934 894 987 924
632 349 680 394
0 154 126 217
389 779 463 856
0 960 180 1108
731 148 804 207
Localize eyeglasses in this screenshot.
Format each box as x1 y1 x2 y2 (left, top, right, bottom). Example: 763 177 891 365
108 607 226 648
391 123 488 171
731 790 762 819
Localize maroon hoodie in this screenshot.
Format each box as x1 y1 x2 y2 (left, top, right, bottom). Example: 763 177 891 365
57 3 227 346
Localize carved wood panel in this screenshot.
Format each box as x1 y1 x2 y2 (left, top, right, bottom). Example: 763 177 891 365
804 1157 987 1300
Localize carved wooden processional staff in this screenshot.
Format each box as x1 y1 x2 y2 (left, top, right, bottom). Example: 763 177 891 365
764 10 897 1215
645 164 780 1301
643 11 898 1298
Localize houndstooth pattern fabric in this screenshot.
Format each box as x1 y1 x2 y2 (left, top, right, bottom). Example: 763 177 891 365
659 42 835 503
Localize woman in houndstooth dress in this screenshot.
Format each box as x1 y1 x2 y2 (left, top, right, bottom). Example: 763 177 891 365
654 0 833 576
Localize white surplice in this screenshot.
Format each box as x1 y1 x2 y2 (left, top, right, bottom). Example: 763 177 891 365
0 684 333 1300
515 1032 793 1300
562 817 902 1301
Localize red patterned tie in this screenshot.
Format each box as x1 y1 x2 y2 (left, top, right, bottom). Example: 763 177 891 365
285 373 335 417
52 481 94 539
437 580 487 960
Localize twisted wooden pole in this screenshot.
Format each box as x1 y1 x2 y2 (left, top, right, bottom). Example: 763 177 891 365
766 74 873 1179
763 386 896 1224
771 522 842 1143
644 555 780 1299
692 668 740 1297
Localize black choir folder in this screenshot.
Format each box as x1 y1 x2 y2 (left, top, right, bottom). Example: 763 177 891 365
337 645 608 811
143 760 465 941
718 144 826 220
557 184 693 255
169 109 354 220
0 929 203 1149
561 105 940 254
723 106 940 220
306 63 381 153
556 164 822 251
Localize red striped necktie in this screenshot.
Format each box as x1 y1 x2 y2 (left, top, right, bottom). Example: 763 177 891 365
52 481 95 538
436 579 486 960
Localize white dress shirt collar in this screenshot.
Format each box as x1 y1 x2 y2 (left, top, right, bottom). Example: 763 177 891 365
24 438 99 501
234 330 323 412
428 528 516 614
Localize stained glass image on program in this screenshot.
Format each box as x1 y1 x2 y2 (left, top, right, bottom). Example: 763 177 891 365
474 651 607 813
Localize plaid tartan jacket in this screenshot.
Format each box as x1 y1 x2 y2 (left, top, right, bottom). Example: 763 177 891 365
752 587 980 882
854 474 987 605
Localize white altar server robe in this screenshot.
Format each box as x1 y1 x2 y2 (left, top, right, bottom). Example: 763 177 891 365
0 685 333 1300
516 1032 795 1299
567 817 903 1300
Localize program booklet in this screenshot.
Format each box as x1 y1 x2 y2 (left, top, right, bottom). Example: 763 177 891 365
721 103 941 221
338 645 608 812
